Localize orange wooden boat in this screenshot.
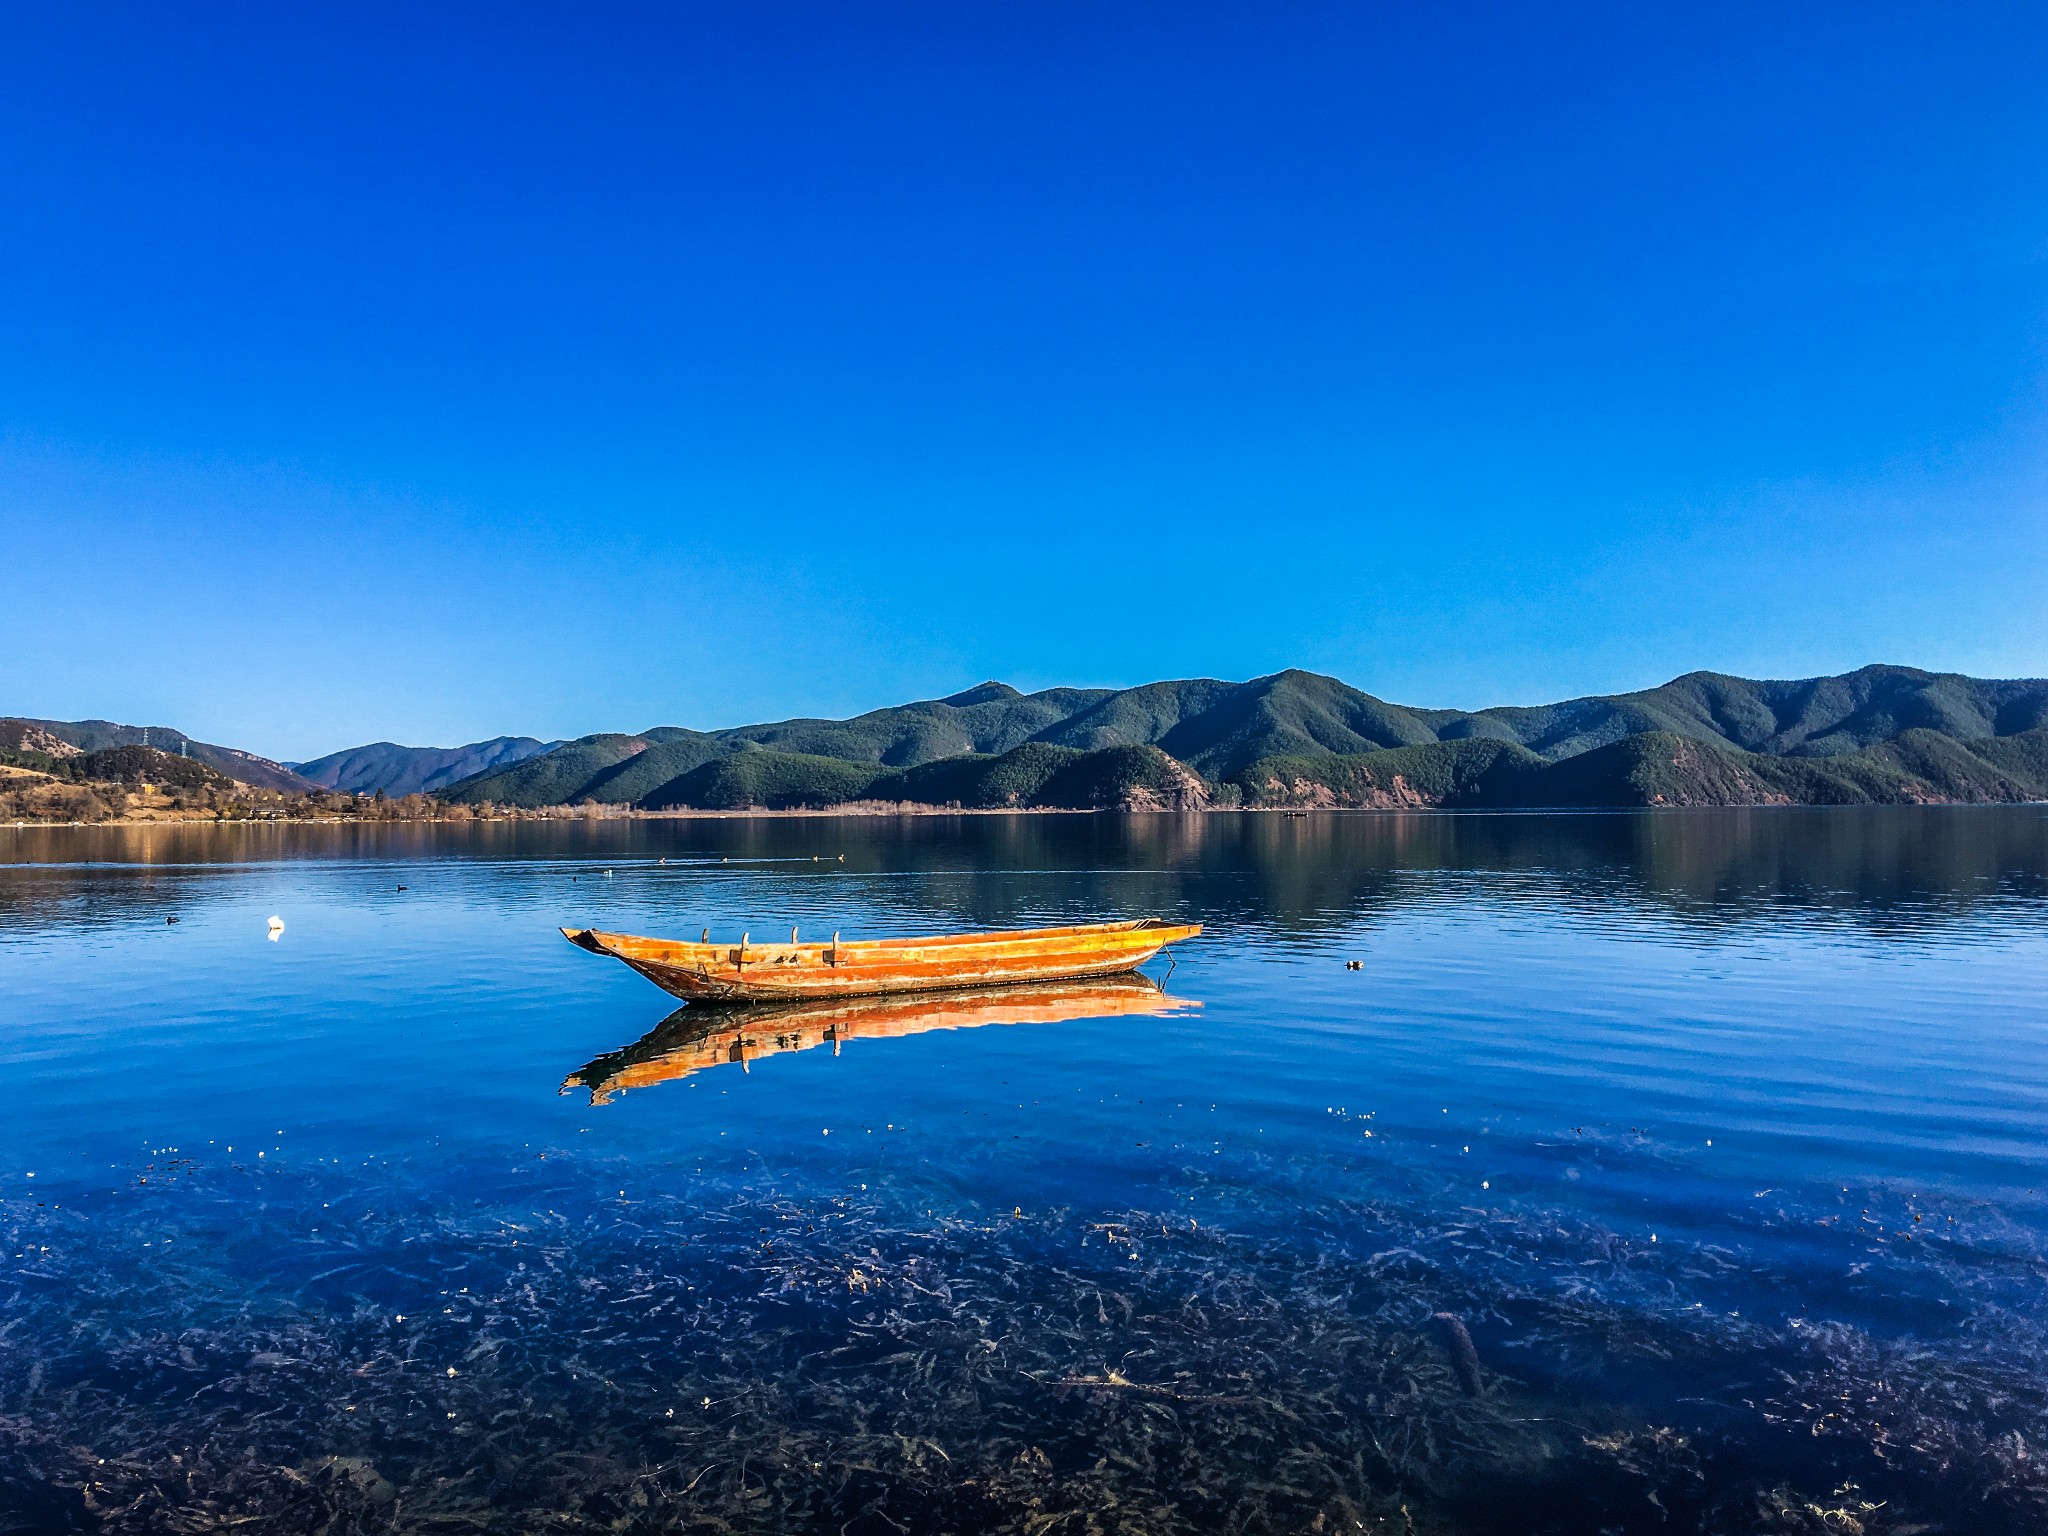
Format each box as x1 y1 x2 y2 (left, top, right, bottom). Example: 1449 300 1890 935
564 974 1197 1102
560 917 1200 1002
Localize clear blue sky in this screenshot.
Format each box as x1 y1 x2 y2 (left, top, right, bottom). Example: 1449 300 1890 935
3 3 2044 760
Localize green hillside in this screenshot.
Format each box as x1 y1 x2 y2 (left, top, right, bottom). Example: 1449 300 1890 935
629 742 1212 813
33 664 2046 809
452 732 684 807
583 725 2048 814
642 751 885 811
722 682 1113 764
874 742 1083 807
1230 740 1545 807
1519 735 1798 807
1028 679 1242 755
1031 744 1211 809
1232 727 2048 809
290 736 553 796
1445 665 2048 762
438 670 1463 804
428 664 2048 811
442 686 1119 807
572 733 728 805
1156 670 1444 775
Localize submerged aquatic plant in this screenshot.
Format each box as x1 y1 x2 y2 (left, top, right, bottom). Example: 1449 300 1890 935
3 1149 2046 1535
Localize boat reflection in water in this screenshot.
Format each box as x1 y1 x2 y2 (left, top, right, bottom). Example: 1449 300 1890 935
564 973 1198 1104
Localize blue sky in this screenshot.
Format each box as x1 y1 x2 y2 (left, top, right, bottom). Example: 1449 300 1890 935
3 3 2045 760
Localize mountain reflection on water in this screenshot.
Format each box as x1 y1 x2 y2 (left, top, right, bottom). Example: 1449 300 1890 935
2 809 2047 1535
567 975 1198 1103
4 805 2044 939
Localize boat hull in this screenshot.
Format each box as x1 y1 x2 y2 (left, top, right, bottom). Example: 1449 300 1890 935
561 918 1200 1002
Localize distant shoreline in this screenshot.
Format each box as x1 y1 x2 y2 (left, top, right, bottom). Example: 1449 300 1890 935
3 804 1112 828
10 799 2041 831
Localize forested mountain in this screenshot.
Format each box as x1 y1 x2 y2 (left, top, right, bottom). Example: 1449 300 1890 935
1431 667 2048 760
434 665 2048 809
291 737 555 797
1232 727 2048 810
23 665 2045 812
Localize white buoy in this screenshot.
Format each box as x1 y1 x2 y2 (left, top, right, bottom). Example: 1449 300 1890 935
267 916 285 943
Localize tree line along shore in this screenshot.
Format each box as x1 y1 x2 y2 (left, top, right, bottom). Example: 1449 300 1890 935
6 731 2046 825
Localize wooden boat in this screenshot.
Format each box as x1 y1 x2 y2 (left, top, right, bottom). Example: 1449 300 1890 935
560 917 1200 1002
564 974 1197 1103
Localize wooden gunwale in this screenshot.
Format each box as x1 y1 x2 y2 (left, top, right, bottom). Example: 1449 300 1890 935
562 917 1200 1002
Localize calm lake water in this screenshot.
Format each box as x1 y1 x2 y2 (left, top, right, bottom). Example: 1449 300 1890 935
3 809 2046 1534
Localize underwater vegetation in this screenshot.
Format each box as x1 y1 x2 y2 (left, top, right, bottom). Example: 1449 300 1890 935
3 1151 2045 1535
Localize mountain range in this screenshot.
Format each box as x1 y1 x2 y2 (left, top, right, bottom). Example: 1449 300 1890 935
436 664 2048 810
289 736 556 797
14 664 2048 811
0 717 320 794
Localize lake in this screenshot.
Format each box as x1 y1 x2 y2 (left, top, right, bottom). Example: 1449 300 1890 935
3 809 2046 1534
